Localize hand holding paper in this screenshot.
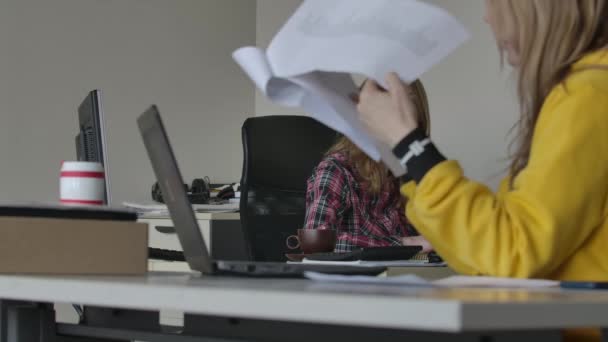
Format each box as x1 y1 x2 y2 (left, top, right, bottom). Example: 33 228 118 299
233 0 469 175
357 74 422 147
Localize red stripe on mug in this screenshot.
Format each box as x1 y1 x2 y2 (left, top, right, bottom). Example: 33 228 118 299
60 199 104 205
60 171 105 179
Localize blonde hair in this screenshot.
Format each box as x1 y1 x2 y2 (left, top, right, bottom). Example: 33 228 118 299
327 80 430 193
489 0 608 183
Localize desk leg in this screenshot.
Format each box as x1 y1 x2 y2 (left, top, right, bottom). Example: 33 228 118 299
603 329 607 342
0 300 56 342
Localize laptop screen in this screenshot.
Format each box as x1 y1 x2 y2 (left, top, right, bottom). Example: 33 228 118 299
76 90 111 204
137 105 213 274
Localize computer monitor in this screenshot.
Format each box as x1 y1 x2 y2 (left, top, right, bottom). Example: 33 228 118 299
75 90 111 205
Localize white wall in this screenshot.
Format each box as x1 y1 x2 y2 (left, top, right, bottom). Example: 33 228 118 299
0 0 256 204
0 0 518 205
422 0 518 187
255 0 518 188
255 0 305 116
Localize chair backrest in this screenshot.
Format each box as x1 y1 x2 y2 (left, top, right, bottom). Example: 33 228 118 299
239 115 338 261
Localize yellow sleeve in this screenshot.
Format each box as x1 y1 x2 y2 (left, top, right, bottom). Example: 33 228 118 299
402 84 608 278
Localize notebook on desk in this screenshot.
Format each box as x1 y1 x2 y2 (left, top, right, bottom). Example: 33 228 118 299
298 259 447 267
0 203 137 221
298 248 446 267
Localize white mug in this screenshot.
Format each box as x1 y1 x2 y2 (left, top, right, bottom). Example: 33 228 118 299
60 161 105 206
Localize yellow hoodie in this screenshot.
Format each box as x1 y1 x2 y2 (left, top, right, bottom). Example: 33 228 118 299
400 50 608 281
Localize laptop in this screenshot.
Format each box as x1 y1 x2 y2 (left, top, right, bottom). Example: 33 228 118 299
137 105 386 277
75 90 112 205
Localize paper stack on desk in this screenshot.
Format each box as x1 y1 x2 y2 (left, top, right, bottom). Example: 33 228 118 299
304 272 560 288
233 0 469 175
122 201 239 216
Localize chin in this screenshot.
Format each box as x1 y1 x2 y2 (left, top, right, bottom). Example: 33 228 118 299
502 45 521 67
506 53 520 67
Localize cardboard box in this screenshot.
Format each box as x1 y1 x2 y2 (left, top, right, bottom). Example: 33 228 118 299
0 216 148 275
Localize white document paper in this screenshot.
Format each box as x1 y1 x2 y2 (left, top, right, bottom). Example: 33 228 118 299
233 0 469 175
304 272 560 288
306 272 431 286
431 276 559 288
122 201 239 214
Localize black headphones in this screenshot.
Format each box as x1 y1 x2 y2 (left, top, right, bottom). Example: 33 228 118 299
151 178 210 204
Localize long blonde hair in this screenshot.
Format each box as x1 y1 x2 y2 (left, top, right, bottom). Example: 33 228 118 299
327 80 430 193
489 0 608 182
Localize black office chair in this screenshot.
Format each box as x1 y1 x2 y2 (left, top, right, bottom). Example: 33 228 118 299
239 116 338 261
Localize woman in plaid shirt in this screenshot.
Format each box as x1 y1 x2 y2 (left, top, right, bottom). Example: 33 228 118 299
304 80 432 252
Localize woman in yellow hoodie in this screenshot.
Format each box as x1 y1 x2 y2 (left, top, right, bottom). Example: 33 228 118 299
359 0 608 281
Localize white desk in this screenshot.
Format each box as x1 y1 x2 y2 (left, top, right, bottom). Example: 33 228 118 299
138 212 244 272
1 272 607 341
136 212 246 326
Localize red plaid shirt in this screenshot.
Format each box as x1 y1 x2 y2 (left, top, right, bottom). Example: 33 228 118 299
304 152 414 252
